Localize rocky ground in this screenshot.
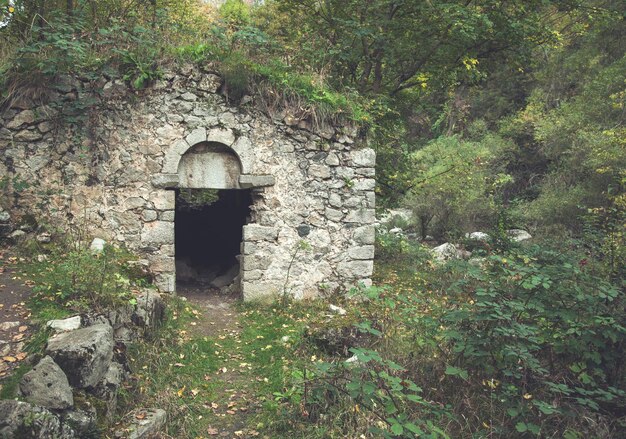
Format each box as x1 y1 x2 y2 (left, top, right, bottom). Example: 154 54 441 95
0 249 33 382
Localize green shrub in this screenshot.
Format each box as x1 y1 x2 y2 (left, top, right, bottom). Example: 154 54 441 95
27 242 149 315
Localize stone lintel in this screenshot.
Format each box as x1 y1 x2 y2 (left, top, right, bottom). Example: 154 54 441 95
151 173 180 189
239 174 275 189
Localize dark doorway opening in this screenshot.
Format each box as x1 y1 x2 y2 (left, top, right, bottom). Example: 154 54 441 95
175 189 252 288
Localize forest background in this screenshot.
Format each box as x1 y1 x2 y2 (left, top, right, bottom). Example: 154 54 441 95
0 1 624 438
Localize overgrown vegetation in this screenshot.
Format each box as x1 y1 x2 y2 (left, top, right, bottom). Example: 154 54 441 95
1 1 624 438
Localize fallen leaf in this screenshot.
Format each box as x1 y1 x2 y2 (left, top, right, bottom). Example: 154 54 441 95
18 326 27 333
191 388 199 397
15 352 27 361
177 386 186 397
135 412 146 420
207 427 219 435
2 356 17 363
226 410 236 415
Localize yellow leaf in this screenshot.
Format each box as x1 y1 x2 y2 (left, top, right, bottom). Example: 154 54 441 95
177 386 186 397
523 393 533 400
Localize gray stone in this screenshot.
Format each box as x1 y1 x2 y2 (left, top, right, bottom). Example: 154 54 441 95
47 316 82 332
432 243 461 261
239 175 275 188
46 323 114 388
62 410 97 438
185 127 207 146
466 231 490 241
36 232 51 243
142 210 158 222
350 149 376 167
242 255 272 271
15 129 43 141
329 193 342 208
345 208 375 224
325 207 344 222
243 224 278 241
152 191 175 210
151 173 179 189
0 400 76 439
6 110 35 129
210 264 240 288
133 290 165 329
507 229 532 242
348 245 375 260
353 178 376 191
0 211 10 223
19 356 74 410
180 92 198 101
89 238 106 253
197 74 221 92
207 127 235 146
141 221 174 245
329 304 347 315
297 224 311 237
309 164 331 179
123 408 167 439
0 321 19 331
337 260 374 279
325 152 340 166
159 210 175 222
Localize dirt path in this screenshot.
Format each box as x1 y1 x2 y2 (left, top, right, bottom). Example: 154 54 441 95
178 284 262 438
0 249 33 381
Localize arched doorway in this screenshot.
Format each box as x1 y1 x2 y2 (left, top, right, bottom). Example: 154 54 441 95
175 142 251 291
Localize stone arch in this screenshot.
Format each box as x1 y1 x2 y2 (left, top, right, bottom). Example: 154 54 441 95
178 142 242 189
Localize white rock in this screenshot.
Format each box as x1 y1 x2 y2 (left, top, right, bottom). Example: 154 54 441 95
329 304 347 315
389 227 403 235
507 229 532 242
431 243 461 261
465 232 490 241
47 316 81 332
89 238 106 253
345 354 360 364
0 321 20 331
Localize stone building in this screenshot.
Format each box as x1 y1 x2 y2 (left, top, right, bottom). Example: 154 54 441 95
0 68 376 300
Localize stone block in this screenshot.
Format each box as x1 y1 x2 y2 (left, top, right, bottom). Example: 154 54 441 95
325 207 344 222
142 210 158 222
47 316 82 332
231 136 254 173
141 221 174 245
345 208 375 224
151 173 179 189
348 245 375 260
242 281 282 301
154 273 175 293
159 210 175 222
46 323 114 388
353 225 376 245
325 152 340 166
242 255 272 271
148 254 175 272
243 224 278 241
337 260 374 279
239 175 275 188
185 127 206 146
207 127 235 146
353 178 376 191
6 110 35 129
19 356 74 410
152 191 175 210
309 164 331 179
242 269 263 281
0 401 70 439
350 148 376 167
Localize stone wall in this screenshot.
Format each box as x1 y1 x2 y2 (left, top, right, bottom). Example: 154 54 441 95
0 67 376 300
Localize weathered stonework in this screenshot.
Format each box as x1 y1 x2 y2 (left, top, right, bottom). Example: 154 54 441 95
0 68 376 300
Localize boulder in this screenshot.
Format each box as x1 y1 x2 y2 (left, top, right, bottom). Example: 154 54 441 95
210 264 240 289
46 323 114 388
89 238 106 253
0 400 76 438
507 229 532 242
431 243 461 261
132 290 165 330
465 232 490 241
47 316 82 332
19 356 74 410
117 408 167 439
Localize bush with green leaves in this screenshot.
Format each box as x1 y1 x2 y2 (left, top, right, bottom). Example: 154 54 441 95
27 241 149 316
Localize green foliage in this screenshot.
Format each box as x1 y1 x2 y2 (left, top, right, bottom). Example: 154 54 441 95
26 241 148 314
219 0 251 28
404 134 512 240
